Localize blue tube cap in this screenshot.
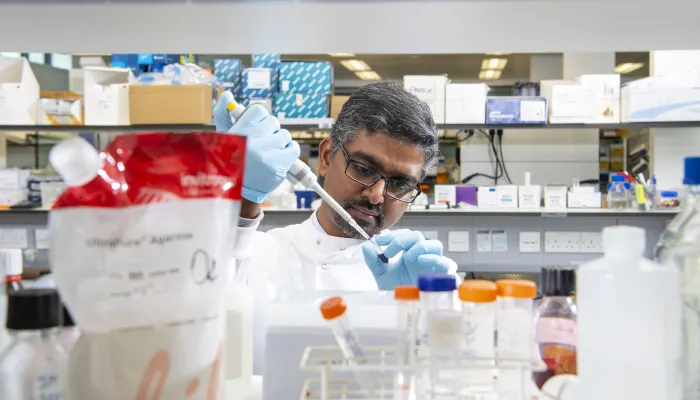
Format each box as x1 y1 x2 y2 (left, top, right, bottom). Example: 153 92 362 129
611 175 625 183
417 274 457 292
684 157 700 185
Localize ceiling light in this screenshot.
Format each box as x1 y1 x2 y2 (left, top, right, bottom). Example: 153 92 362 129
340 59 371 72
487 52 511 56
329 53 356 57
355 71 382 80
614 63 644 74
481 58 508 70
479 70 502 80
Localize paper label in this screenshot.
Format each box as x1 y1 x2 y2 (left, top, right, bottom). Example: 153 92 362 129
476 231 492 252
33 366 64 400
520 100 546 122
246 69 271 90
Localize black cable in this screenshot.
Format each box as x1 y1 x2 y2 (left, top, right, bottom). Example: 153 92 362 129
496 130 513 184
461 129 504 184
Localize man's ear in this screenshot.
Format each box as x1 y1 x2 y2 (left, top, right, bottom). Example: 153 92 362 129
318 137 333 178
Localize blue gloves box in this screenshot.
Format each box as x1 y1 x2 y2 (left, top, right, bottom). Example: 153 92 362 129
241 68 274 98
253 54 280 95
279 62 333 94
214 59 242 91
274 94 329 119
486 97 548 124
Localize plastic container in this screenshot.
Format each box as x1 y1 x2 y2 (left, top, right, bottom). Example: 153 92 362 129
436 158 449 184
394 286 420 399
320 296 375 396
607 174 628 209
1 250 24 292
58 304 80 353
658 190 681 209
656 156 700 400
495 279 537 400
533 267 577 389
0 289 67 400
459 280 497 392
225 275 253 400
580 226 681 400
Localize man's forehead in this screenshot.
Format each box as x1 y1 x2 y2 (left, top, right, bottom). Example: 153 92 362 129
345 132 424 179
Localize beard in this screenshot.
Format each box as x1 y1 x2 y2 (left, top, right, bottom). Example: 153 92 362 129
332 198 386 239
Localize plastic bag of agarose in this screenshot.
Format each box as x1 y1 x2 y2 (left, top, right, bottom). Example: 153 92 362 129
47 133 246 399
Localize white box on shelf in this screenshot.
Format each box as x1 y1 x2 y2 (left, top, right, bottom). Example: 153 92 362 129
540 80 586 124
497 185 518 208
477 186 498 208
0 56 40 125
518 185 542 209
0 189 26 206
445 83 489 123
567 186 602 208
404 75 448 123
434 185 456 205
576 74 621 123
621 74 700 122
84 67 134 125
544 185 568 209
0 169 30 190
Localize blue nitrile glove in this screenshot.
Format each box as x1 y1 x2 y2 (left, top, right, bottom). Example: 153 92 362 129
361 229 458 290
214 91 300 204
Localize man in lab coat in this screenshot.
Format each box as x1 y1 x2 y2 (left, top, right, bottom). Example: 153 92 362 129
214 81 460 370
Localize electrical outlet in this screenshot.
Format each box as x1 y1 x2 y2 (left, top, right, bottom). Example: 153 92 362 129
580 231 603 253
0 228 28 249
544 231 581 253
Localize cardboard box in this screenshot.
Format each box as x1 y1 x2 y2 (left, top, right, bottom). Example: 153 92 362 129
84 67 134 125
497 185 519 208
621 75 700 122
404 75 448 124
279 62 333 95
486 97 547 124
252 54 280 93
330 95 350 119
39 98 83 125
445 83 489 123
568 190 602 208
518 185 542 209
129 85 212 125
0 189 26 206
540 80 586 123
577 74 621 123
241 68 273 98
273 94 329 119
0 56 40 124
477 186 498 208
0 169 30 190
213 59 241 90
434 185 456 205
544 185 568 209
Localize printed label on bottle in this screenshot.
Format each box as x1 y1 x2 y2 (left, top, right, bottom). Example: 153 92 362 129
534 317 577 388
33 366 64 400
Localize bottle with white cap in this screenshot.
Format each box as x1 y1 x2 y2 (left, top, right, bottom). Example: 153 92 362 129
48 137 102 188
577 226 681 400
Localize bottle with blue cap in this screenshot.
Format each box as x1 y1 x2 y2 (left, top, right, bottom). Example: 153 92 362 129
607 174 629 209
656 156 700 400
416 274 461 397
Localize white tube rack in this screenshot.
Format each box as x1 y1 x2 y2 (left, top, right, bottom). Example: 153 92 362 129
298 345 543 400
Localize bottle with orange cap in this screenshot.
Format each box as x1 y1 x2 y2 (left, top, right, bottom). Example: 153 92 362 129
319 296 376 397
394 286 420 400
459 280 498 393
495 279 537 400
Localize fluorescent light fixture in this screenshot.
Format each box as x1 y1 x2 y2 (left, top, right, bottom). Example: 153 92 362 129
479 70 502 80
340 59 371 72
481 58 508 70
355 71 382 80
614 63 644 74
0 52 21 58
329 53 355 57
487 52 511 56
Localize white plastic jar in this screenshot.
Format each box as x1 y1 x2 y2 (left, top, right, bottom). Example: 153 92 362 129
495 279 537 400
459 280 498 392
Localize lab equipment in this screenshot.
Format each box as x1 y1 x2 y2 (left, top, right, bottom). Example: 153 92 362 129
225 270 253 400
226 96 388 262
363 231 455 290
459 280 497 392
1 250 23 292
495 279 537 400
394 285 420 399
659 190 681 209
656 156 700 400
579 226 681 400
58 304 79 353
49 132 246 399
417 274 460 398
0 289 67 400
534 267 577 389
436 158 449 184
320 296 376 397
607 174 628 209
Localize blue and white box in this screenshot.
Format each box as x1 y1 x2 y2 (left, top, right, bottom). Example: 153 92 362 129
274 94 329 119
214 59 242 90
253 54 280 94
486 97 547 124
621 75 700 122
241 68 273 98
279 62 333 95
240 97 273 114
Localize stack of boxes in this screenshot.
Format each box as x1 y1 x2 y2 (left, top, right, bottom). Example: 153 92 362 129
541 74 621 124
214 58 242 101
275 61 333 119
239 53 280 113
111 54 197 77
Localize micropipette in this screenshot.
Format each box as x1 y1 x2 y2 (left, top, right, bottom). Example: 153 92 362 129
227 100 389 263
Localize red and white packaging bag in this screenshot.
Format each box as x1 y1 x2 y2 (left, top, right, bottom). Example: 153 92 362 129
48 133 246 400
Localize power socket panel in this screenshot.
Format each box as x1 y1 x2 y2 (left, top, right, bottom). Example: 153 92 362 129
580 231 603 253
544 231 581 253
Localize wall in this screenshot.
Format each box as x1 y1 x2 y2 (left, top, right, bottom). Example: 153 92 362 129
0 1 698 53
31 63 69 91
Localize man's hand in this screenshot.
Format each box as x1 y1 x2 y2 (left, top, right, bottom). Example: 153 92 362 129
361 229 458 290
214 92 300 209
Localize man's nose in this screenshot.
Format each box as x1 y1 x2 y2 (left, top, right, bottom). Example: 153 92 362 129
362 180 386 205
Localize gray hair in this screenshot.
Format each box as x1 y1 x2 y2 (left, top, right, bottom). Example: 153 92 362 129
330 81 440 177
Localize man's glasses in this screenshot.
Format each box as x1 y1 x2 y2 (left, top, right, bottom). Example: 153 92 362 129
340 146 422 203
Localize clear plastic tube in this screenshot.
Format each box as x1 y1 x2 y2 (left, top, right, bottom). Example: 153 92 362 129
320 297 376 396
395 287 420 400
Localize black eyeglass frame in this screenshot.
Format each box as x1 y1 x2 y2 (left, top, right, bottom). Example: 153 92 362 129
339 145 422 203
